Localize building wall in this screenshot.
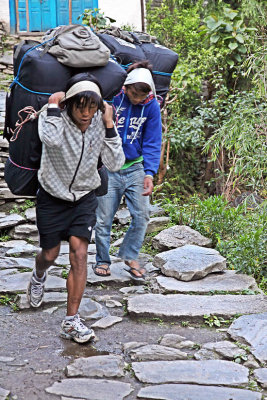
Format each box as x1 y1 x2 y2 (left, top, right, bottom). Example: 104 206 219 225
0 0 144 33
99 0 142 31
0 0 10 31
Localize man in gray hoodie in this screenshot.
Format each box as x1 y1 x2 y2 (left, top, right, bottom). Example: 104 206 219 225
27 73 125 343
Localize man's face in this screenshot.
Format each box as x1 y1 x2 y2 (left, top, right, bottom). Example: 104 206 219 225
71 100 98 132
125 86 148 105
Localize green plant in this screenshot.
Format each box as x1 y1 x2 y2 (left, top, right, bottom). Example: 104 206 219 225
61 269 69 279
203 314 229 327
202 7 255 68
0 235 11 242
78 8 116 30
181 321 190 327
152 317 166 327
234 353 248 363
9 199 36 216
0 294 19 312
204 91 266 198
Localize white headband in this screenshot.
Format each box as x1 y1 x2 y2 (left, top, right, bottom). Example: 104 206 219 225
61 81 102 102
124 68 156 98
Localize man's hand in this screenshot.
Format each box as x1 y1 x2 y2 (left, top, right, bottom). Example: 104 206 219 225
48 92 65 108
142 176 153 196
102 101 114 129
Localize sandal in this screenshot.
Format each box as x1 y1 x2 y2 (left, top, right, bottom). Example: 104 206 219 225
92 264 111 277
124 261 146 283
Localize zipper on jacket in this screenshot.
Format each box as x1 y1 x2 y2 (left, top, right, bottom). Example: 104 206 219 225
123 104 132 144
69 132 85 201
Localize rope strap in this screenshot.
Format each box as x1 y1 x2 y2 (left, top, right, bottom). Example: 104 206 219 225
10 106 38 142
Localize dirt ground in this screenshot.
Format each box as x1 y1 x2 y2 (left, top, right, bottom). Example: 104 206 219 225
0 283 228 400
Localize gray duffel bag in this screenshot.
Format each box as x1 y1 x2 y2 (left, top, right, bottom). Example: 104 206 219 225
43 24 110 67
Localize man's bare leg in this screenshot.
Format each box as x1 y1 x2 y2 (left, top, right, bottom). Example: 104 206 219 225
67 236 88 316
35 244 61 278
28 244 60 308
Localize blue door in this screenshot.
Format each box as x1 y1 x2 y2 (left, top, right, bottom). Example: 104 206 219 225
29 0 57 31
9 0 98 33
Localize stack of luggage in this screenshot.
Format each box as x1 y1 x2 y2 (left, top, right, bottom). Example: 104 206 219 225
4 24 178 196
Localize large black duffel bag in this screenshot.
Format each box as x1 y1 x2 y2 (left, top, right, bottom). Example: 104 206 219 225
141 41 178 99
5 39 127 196
74 59 127 101
98 30 178 101
98 33 145 65
4 84 48 195
13 40 72 94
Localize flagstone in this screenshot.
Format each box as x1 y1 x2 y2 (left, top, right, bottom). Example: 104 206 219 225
0 256 35 270
156 270 259 293
0 240 27 248
254 368 267 389
137 384 262 400
66 355 125 378
5 243 39 257
10 224 39 241
79 297 109 320
0 271 66 293
91 315 123 329
129 344 187 361
24 207 36 222
153 245 226 281
46 378 133 399
0 387 10 400
87 262 132 284
194 341 246 361
127 294 267 320
16 292 67 309
114 208 131 225
0 213 25 228
132 360 249 386
228 313 267 364
152 225 212 251
146 217 170 234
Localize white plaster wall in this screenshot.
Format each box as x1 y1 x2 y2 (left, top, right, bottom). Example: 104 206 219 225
99 0 142 31
0 0 10 30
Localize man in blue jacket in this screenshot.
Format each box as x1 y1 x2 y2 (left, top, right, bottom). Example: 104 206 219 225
94 61 162 281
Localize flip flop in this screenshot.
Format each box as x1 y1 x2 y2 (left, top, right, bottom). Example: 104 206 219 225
123 265 147 283
92 264 111 277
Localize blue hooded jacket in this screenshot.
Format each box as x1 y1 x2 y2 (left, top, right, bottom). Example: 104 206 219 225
113 89 162 177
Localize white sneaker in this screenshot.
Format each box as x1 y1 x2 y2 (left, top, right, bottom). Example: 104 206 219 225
27 271 47 308
60 314 95 343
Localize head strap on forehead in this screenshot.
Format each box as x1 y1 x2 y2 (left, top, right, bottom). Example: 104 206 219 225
124 68 156 98
62 81 102 102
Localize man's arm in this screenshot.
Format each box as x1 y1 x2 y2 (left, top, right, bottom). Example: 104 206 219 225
141 100 162 196
100 102 125 171
38 92 65 147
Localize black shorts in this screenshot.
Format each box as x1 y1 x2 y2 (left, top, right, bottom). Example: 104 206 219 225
36 186 98 249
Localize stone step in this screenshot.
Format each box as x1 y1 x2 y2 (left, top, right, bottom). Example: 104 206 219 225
127 293 267 320
156 270 259 294
228 313 267 364
153 244 226 281
46 378 133 400
0 271 66 293
132 360 249 386
137 384 261 400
